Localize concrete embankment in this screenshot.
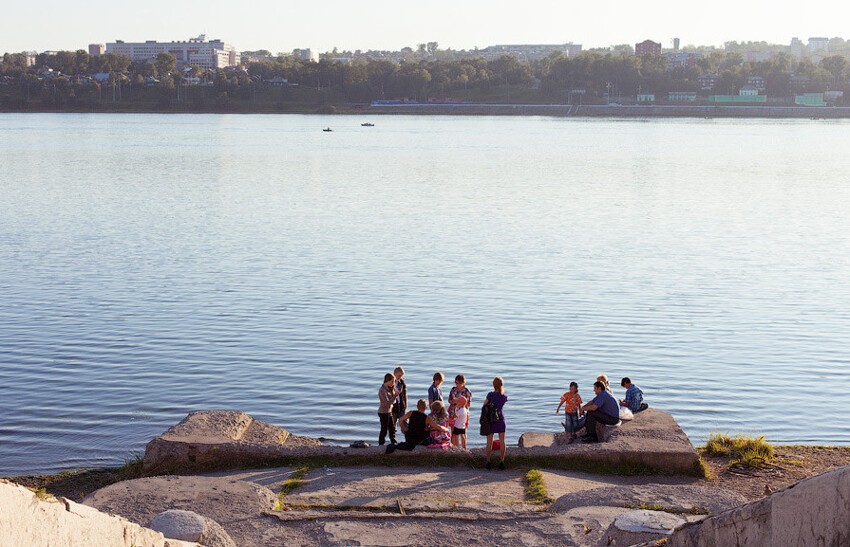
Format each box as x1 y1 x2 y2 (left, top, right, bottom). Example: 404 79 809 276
368 103 850 118
142 409 701 476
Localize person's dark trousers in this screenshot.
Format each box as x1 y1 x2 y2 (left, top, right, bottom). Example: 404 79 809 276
378 412 396 445
394 433 426 451
583 410 619 440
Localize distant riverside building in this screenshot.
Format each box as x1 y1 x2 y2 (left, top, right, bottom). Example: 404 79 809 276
668 91 697 102
480 43 582 60
665 51 698 70
635 40 662 57
789 37 805 57
88 43 105 57
746 76 766 91
293 48 319 62
105 35 240 69
744 51 772 63
807 37 829 53
698 74 719 90
673 37 680 51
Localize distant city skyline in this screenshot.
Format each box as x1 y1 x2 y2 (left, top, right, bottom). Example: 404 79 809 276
2 0 849 54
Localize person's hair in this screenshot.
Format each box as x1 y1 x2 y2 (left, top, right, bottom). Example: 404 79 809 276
394 366 405 376
593 381 605 390
493 376 504 394
433 372 444 382
383 373 394 383
621 377 631 387
416 399 427 411
430 400 448 422
455 374 465 384
596 374 610 388
569 381 578 389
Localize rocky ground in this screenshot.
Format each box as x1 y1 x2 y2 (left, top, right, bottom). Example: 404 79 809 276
8 445 849 546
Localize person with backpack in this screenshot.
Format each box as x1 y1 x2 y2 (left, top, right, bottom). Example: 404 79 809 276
482 376 508 470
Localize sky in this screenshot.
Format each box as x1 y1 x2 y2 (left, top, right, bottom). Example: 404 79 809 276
2 0 849 54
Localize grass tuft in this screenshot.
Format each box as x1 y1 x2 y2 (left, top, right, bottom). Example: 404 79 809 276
524 469 553 504
703 433 774 468
277 466 310 501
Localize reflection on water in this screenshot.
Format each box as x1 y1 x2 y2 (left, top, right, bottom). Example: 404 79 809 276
1 113 850 475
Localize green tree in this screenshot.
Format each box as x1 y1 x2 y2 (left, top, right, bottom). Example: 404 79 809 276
155 53 176 78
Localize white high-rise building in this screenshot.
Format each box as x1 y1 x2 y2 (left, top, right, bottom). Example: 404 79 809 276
807 37 829 54
105 35 240 69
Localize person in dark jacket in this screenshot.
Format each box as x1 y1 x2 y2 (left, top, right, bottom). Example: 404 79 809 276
387 399 448 453
378 373 398 445
392 366 408 429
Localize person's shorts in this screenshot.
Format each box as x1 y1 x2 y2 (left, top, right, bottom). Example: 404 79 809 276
452 427 466 435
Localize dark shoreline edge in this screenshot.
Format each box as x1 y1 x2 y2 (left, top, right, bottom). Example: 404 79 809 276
2 104 850 119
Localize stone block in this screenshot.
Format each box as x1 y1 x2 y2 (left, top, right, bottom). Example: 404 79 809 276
0 479 199 547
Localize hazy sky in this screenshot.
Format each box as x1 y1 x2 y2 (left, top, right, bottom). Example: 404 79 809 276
2 0 848 54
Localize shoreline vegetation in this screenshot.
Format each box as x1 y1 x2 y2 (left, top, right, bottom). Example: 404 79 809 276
7 440 850 504
4 47 850 118
3 103 850 118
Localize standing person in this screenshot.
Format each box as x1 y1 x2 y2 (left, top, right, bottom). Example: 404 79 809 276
596 374 613 393
377 373 398 446
556 381 583 443
448 374 473 430
619 377 648 412
428 372 445 406
451 395 469 449
392 366 408 428
483 376 508 470
581 381 620 443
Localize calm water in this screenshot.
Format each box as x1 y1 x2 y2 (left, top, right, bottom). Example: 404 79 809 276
1 113 849 475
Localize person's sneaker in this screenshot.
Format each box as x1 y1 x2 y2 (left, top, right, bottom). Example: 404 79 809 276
485 460 492 470
498 461 505 470
385 444 396 454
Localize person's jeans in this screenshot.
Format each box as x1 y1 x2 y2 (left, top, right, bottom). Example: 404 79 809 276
378 412 396 445
583 410 619 439
563 411 580 434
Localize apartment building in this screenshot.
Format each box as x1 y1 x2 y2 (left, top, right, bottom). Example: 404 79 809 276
105 35 240 69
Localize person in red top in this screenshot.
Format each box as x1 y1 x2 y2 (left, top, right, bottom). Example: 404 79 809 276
556 381 584 443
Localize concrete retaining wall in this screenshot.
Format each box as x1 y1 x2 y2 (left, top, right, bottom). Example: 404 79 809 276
665 464 850 546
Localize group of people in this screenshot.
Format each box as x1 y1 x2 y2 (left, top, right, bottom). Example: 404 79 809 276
378 369 509 469
377 369 647 468
556 374 647 443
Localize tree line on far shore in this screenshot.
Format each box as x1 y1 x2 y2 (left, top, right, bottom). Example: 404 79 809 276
2 48 849 112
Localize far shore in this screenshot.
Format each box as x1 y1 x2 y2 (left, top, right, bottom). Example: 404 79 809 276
3 103 850 119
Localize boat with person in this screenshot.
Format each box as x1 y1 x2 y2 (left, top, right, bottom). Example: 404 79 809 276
323 128 333 132
361 123 375 127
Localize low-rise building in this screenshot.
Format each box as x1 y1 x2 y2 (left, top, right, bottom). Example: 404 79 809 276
637 94 656 102
708 94 767 103
668 91 697 101
698 74 719 90
88 44 105 57
106 35 240 69
665 52 698 70
808 37 829 53
739 85 760 96
746 76 766 91
796 93 826 106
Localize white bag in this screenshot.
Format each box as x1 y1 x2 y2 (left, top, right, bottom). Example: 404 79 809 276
619 407 634 421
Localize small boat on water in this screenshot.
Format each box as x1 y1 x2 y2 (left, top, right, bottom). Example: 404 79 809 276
323 127 333 132
361 123 375 127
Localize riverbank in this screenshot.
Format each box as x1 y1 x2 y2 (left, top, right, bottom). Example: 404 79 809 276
6 410 850 546
3 103 850 118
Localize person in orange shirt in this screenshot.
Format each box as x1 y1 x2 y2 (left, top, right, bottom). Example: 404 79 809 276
556 381 584 443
